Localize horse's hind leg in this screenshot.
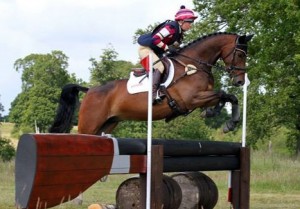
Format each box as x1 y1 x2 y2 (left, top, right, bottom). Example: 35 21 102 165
96 120 119 135
78 106 120 135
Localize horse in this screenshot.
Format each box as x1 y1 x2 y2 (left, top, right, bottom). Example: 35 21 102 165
49 32 253 135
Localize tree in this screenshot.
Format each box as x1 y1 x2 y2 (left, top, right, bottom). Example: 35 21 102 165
0 95 4 119
89 44 134 85
9 51 75 134
192 0 300 153
0 137 15 161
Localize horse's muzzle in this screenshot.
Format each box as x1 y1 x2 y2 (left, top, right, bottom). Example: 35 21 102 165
233 79 245 87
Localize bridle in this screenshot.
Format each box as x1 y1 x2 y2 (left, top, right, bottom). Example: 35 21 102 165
170 36 248 77
221 37 248 77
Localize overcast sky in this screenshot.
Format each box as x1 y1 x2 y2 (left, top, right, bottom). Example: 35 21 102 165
0 0 195 115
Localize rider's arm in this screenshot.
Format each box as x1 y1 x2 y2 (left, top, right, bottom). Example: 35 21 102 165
151 25 176 51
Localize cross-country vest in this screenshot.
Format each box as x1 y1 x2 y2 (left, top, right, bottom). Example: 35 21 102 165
138 20 182 56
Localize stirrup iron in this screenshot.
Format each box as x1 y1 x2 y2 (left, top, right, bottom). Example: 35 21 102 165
154 91 162 104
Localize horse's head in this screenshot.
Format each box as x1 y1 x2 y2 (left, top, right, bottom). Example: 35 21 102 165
221 34 254 86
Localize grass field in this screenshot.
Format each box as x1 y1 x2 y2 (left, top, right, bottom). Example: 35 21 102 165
1 123 300 209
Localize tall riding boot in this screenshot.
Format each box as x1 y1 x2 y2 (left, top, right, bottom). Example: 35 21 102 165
152 70 162 104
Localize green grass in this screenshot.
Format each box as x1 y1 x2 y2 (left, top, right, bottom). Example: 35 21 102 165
1 123 300 209
0 161 15 209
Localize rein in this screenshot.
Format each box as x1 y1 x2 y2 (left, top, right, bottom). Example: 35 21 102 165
174 44 247 73
165 38 249 88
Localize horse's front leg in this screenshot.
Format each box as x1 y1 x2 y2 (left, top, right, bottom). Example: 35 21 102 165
220 93 240 133
192 90 240 133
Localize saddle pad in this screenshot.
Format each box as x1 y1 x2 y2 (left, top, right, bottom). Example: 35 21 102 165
127 59 174 94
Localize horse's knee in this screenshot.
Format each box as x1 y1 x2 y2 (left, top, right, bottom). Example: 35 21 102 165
228 94 238 104
219 92 238 105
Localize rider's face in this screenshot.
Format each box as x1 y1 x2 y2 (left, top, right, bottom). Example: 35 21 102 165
180 21 193 31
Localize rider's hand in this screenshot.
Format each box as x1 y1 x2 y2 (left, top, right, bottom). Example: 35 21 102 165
167 46 178 55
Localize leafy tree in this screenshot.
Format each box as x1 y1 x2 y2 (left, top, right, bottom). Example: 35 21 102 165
115 111 211 140
0 137 15 162
89 44 134 85
133 24 159 44
9 51 75 134
193 0 300 153
0 95 4 120
152 111 211 140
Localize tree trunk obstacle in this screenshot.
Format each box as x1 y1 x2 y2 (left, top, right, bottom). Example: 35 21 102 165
15 134 250 209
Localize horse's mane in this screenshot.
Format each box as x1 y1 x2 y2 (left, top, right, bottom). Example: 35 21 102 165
179 32 238 52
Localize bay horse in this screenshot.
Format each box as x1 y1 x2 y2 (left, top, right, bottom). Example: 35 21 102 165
49 32 253 135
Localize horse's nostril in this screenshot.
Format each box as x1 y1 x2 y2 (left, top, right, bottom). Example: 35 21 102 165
235 80 244 86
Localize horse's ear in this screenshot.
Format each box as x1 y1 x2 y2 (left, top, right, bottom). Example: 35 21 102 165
245 34 254 42
238 34 254 44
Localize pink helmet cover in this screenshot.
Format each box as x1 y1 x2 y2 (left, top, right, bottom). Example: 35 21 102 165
175 5 198 21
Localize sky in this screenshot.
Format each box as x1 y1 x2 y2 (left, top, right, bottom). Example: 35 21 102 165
0 0 194 115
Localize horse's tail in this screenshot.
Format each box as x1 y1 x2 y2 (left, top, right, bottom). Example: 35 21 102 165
48 84 89 133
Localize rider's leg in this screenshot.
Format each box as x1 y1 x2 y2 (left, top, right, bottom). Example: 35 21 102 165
138 46 164 104
152 69 162 104
152 57 164 104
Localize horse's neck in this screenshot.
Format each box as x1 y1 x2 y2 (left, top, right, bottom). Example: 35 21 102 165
197 38 226 63
182 40 224 65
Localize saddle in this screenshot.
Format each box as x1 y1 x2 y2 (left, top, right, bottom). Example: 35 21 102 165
132 57 171 82
127 57 174 95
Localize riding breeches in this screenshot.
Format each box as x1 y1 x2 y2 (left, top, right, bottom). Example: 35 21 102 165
138 46 164 73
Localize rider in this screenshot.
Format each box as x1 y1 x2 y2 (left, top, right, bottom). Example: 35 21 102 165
137 5 198 104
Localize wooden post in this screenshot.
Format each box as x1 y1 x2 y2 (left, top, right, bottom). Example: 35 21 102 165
231 170 240 209
240 147 250 209
140 145 163 209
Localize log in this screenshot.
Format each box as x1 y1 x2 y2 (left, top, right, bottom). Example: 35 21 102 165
120 138 241 156
163 156 240 172
172 172 218 209
116 175 182 209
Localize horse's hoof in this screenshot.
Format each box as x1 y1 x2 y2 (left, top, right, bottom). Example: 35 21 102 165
201 108 215 118
200 110 206 118
223 121 235 133
223 126 230 133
